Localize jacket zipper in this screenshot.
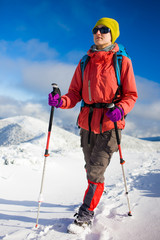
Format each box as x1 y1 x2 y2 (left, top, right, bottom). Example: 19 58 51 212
88 80 92 101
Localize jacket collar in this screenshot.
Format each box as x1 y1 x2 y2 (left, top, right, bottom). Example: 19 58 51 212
87 43 119 57
90 43 116 52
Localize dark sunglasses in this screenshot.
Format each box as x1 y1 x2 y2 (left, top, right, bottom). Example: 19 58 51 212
92 27 111 34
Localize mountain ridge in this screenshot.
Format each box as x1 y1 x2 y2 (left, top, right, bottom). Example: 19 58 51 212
0 116 159 153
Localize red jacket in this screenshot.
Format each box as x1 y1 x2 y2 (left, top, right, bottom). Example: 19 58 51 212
61 43 138 134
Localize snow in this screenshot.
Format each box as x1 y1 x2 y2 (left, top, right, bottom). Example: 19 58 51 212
0 115 160 240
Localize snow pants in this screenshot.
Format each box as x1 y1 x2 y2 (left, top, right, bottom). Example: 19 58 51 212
79 128 121 217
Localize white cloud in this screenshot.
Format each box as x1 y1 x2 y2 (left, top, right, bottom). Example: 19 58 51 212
122 76 160 137
21 61 76 95
0 40 77 98
0 96 49 121
0 39 160 138
0 39 58 60
132 102 160 121
135 75 160 102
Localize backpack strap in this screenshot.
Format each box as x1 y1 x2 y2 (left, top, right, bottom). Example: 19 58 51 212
113 44 130 102
118 44 130 58
113 52 121 87
80 55 90 80
80 55 90 109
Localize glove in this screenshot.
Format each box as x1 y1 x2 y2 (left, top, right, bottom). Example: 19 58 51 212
106 106 124 122
48 93 63 108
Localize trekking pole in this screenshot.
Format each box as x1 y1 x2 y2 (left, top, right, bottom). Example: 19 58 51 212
114 121 132 216
35 83 60 228
108 103 132 216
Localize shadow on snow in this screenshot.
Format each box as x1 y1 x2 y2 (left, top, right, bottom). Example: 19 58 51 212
131 169 160 197
0 198 78 231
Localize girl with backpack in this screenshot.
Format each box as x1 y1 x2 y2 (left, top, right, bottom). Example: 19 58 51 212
48 17 138 230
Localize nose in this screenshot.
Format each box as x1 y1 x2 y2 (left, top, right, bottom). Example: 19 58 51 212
96 29 101 35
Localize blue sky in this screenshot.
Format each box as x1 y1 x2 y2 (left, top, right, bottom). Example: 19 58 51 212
0 0 160 82
0 0 160 138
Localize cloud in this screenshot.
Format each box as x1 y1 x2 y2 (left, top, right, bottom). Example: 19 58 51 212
0 39 80 127
21 61 76 95
135 76 160 103
0 39 58 60
56 21 71 32
0 39 160 138
0 57 76 98
133 102 160 121
0 96 49 121
130 76 160 122
0 95 81 135
0 39 77 99
123 76 160 137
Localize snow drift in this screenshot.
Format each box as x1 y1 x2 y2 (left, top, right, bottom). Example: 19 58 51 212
0 116 159 240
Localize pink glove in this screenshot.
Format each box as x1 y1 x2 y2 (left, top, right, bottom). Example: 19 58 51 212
48 93 63 108
106 106 124 122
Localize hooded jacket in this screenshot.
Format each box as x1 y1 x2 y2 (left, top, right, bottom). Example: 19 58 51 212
61 43 138 134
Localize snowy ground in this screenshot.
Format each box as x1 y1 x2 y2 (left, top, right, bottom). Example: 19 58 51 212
0 116 160 240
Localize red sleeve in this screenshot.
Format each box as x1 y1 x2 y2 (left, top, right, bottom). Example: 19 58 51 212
60 61 82 109
117 56 138 115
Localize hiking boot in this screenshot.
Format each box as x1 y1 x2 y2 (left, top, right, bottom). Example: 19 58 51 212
67 213 92 234
73 212 93 227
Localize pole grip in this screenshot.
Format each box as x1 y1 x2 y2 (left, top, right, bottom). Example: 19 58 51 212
51 83 61 97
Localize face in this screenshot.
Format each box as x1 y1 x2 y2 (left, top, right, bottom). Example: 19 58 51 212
93 25 112 50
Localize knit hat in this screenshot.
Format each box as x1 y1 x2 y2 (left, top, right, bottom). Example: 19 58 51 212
93 17 120 43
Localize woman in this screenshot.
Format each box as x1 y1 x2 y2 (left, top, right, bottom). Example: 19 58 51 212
48 17 138 228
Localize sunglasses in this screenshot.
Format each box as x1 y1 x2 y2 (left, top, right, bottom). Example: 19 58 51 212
92 27 111 34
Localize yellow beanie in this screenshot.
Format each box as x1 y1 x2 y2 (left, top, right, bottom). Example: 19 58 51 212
93 17 120 43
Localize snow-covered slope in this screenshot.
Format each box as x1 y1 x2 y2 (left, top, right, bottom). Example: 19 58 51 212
0 116 160 240
0 115 159 165
0 116 80 165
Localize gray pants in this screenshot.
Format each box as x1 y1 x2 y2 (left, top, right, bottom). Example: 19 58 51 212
80 128 121 183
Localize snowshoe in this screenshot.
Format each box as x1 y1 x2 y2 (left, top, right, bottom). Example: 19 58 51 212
67 213 92 234
67 220 91 234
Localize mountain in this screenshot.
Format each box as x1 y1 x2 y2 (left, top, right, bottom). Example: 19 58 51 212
0 116 159 240
0 115 159 150
0 116 80 165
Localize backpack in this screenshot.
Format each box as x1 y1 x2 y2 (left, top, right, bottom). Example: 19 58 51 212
80 44 130 96
79 44 130 143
